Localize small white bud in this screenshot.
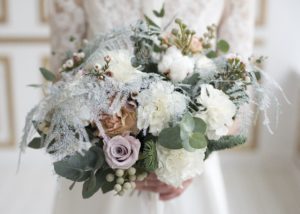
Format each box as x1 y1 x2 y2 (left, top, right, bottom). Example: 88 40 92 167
127 167 136 176
245 76 251 83
114 184 122 192
115 169 124 177
116 177 124 185
123 182 132 190
129 175 136 181
78 52 85 59
94 63 101 71
105 174 115 182
130 182 136 189
118 190 125 196
83 39 89 45
66 59 74 68
137 174 145 181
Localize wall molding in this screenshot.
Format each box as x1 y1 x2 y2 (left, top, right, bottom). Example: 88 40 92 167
0 56 16 148
0 37 49 44
39 0 48 24
0 0 8 23
256 0 268 27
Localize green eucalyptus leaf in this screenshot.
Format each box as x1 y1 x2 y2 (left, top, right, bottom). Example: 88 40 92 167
82 173 97 199
40 67 56 82
193 117 207 134
217 40 230 53
180 113 195 133
206 51 217 59
181 139 196 152
189 132 207 149
144 15 160 28
153 4 165 17
53 146 101 181
27 84 42 88
158 125 182 149
182 73 200 85
101 181 115 194
89 146 105 170
28 137 43 149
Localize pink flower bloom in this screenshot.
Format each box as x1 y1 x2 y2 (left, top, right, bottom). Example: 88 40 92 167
104 134 141 169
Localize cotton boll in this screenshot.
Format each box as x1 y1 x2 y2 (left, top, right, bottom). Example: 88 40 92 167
169 56 194 82
158 46 195 82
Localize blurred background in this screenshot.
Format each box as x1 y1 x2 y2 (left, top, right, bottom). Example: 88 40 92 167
0 0 300 213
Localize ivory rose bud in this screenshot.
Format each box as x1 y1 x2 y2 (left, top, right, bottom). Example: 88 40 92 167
104 134 141 169
189 36 203 53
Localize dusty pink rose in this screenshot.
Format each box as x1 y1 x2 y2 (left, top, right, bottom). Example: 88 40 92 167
104 134 141 169
189 36 203 53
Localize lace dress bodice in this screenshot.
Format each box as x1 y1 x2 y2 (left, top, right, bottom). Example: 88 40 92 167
49 0 255 71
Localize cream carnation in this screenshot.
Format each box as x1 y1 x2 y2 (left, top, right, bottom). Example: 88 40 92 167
137 81 187 135
195 84 236 140
155 144 206 187
158 46 194 82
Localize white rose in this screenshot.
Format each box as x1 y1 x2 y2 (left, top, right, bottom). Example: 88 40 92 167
137 81 187 135
158 46 194 82
155 144 206 187
195 84 236 140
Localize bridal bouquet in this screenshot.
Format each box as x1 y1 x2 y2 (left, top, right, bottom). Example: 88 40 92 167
20 9 278 198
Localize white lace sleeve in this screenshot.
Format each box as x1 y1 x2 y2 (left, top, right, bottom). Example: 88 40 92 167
49 0 87 72
218 0 256 57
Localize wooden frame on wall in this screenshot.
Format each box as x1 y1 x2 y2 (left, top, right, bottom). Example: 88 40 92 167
256 0 268 27
0 0 8 23
0 56 15 148
39 0 49 24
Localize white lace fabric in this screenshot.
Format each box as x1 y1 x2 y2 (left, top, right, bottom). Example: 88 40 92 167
50 0 255 72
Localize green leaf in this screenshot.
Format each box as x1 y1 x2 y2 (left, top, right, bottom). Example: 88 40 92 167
153 4 165 17
40 67 56 82
217 40 230 53
193 117 207 134
53 146 102 182
144 15 160 28
206 51 217 58
182 73 200 85
189 132 207 149
180 113 195 134
27 84 42 88
82 173 97 199
28 137 43 149
137 141 158 172
205 135 247 159
89 146 105 170
158 125 182 149
101 182 115 194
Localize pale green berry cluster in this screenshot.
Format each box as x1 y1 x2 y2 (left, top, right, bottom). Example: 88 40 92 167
105 167 148 196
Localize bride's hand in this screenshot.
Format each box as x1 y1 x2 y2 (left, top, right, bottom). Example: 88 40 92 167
135 173 193 201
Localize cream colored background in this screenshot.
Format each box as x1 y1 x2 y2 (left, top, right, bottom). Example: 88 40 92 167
0 0 300 214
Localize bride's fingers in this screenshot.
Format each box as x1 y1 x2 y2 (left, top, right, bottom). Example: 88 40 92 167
159 179 193 201
159 189 183 201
